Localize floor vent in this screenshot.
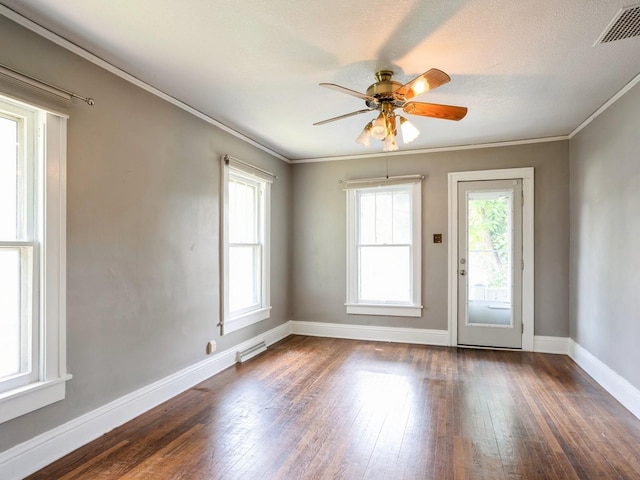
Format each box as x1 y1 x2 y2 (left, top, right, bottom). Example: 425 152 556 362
596 4 640 44
236 340 267 363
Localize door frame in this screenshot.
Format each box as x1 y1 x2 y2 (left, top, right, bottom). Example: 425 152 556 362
447 168 534 351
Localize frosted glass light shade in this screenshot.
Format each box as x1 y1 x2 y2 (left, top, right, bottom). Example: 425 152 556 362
356 122 372 146
383 132 399 152
400 117 420 143
371 113 387 140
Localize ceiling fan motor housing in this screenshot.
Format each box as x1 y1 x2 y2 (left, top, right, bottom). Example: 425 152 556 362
365 70 405 109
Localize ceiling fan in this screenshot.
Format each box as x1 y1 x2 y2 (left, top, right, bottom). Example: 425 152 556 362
314 69 468 152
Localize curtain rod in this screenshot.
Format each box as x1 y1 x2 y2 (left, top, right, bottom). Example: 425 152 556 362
223 154 277 179
0 63 95 106
344 174 424 185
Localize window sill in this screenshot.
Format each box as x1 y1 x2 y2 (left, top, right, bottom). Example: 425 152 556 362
345 304 423 317
224 306 272 334
0 374 72 424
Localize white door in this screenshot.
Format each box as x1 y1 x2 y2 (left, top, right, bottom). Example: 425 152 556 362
457 179 523 348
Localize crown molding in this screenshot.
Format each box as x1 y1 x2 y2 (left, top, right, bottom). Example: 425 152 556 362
570 70 640 139
291 136 569 164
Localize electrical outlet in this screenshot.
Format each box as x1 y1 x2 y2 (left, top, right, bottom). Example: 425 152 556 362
433 233 442 243
206 341 216 355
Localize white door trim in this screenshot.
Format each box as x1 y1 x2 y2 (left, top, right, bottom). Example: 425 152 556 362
447 168 535 351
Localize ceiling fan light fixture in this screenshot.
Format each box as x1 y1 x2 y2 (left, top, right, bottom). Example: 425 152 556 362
315 68 466 153
399 116 420 144
383 132 399 152
412 80 428 96
356 121 372 146
371 113 388 140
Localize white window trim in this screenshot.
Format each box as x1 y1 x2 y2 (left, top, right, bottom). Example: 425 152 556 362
220 156 272 335
345 179 423 317
0 94 71 424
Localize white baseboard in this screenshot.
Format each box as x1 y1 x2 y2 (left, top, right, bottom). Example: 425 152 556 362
569 339 640 420
534 336 569 354
290 320 449 346
262 322 292 347
0 321 292 480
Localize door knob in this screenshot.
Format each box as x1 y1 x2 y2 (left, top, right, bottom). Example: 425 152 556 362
460 269 466 276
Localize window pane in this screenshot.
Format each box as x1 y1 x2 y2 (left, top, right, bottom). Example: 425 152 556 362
392 190 410 243
0 116 18 240
359 193 376 244
359 245 411 303
0 248 21 378
229 245 260 313
229 178 257 244
375 192 393 244
467 192 511 305
358 188 411 245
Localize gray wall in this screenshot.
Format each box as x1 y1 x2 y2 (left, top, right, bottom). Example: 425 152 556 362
0 16 290 452
291 141 570 336
569 81 640 391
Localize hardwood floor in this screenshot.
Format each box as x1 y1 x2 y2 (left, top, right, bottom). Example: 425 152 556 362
28 335 640 479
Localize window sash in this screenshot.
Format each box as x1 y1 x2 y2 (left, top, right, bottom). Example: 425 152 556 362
228 176 260 244
228 243 262 316
0 244 38 392
0 104 36 242
357 188 412 246
357 244 413 304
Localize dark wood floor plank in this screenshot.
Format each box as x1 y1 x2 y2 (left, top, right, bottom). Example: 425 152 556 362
26 335 640 480
57 440 130 480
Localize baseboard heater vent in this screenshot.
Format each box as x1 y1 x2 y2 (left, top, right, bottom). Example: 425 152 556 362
236 340 267 363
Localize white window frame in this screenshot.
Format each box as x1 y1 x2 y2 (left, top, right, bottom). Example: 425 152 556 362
0 94 70 424
345 178 422 317
220 156 272 334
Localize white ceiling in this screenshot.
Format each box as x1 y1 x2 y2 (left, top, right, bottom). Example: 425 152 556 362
2 0 640 161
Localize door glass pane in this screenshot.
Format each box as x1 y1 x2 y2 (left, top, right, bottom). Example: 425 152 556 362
359 245 410 303
0 248 21 378
466 190 512 326
0 116 18 240
229 245 260 313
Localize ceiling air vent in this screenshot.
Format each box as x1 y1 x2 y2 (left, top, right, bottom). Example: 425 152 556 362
596 4 640 44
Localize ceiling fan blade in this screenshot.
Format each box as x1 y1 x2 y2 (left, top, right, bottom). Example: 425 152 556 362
403 102 468 121
320 83 373 101
396 69 451 100
313 108 376 126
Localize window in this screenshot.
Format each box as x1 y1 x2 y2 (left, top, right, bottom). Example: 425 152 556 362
346 179 422 317
220 156 272 334
0 94 69 424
